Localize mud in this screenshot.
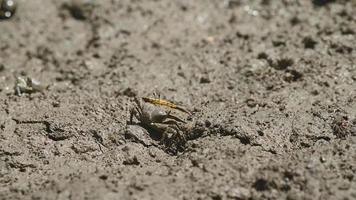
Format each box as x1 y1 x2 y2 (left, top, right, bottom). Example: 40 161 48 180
1 0 356 199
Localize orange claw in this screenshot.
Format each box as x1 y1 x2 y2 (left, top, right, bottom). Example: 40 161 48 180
142 97 191 115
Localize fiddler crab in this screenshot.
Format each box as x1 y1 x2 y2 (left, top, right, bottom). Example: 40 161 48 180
14 76 45 96
128 96 194 153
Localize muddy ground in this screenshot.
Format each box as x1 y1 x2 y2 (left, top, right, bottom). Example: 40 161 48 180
0 0 356 199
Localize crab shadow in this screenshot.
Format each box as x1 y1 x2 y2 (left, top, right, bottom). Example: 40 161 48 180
126 121 162 142
126 122 187 155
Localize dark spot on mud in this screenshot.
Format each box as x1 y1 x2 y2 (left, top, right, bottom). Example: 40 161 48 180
261 0 271 6
61 0 95 20
269 57 294 70
290 16 301 26
99 174 108 180
289 133 298 143
0 63 4 71
303 36 317 49
312 0 335 6
120 87 137 97
253 178 269 191
144 126 163 141
284 171 295 181
257 130 264 136
200 76 211 84
341 26 355 35
204 120 211 127
123 156 140 165
211 193 222 200
239 135 251 145
284 69 303 82
330 43 353 54
257 52 268 60
236 31 249 40
272 40 286 47
300 142 311 148
224 0 241 9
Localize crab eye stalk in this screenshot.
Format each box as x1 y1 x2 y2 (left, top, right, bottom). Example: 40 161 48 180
0 0 17 20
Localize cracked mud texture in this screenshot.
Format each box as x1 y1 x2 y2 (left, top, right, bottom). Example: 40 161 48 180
1 0 356 199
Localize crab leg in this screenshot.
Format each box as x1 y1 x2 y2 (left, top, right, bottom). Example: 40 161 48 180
150 123 180 143
130 97 144 123
129 108 136 123
142 97 191 115
165 113 186 123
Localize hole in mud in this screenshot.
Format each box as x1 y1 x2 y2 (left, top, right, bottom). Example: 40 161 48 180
145 127 162 141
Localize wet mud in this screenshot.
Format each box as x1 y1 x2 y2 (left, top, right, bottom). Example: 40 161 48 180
1 0 356 199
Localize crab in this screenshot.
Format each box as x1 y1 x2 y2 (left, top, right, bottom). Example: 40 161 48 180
129 97 192 153
14 76 45 96
0 0 16 19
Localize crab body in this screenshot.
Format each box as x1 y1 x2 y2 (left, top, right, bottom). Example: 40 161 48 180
14 76 44 96
129 97 191 153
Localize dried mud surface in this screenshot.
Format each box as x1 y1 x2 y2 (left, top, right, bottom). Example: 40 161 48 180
1 0 356 199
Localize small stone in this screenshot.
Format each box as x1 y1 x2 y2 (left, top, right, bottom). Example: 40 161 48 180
52 101 60 107
320 156 326 163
